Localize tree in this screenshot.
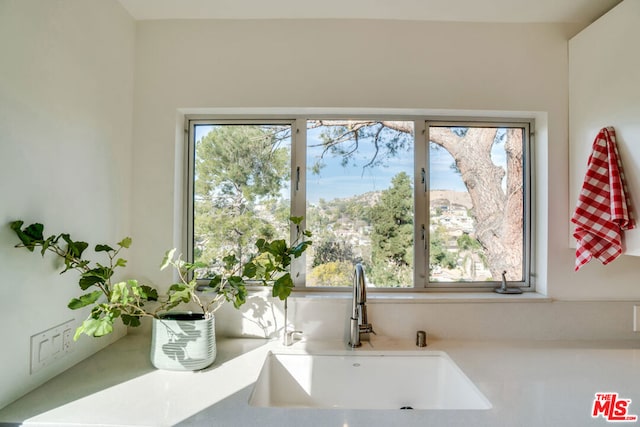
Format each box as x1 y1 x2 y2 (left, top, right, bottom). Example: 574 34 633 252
368 172 414 286
430 225 457 270
308 261 353 287
194 125 290 270
432 127 523 280
312 239 356 268
457 233 487 280
310 120 523 281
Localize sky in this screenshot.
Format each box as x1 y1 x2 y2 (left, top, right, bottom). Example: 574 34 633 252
194 123 508 204
305 126 468 203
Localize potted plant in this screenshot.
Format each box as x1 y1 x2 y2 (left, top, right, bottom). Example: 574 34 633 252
9 220 160 339
153 217 311 370
9 217 311 370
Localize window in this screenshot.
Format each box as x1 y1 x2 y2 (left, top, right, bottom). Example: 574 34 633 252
424 121 531 288
187 116 533 291
306 120 415 288
188 121 292 276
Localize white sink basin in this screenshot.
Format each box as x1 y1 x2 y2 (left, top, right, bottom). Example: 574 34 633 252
248 350 492 410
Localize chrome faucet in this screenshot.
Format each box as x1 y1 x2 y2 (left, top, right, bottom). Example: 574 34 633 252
283 298 303 346
349 263 375 347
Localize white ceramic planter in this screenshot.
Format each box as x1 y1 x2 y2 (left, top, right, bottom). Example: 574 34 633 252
150 312 216 371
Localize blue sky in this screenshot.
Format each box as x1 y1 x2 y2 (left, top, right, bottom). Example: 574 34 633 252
195 124 507 204
306 127 468 203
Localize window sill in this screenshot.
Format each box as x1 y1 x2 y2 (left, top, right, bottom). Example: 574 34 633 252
284 290 552 304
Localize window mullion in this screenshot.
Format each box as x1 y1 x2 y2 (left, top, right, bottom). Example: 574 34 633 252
414 120 428 288
291 118 307 287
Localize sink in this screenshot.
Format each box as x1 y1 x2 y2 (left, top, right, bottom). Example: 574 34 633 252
248 350 492 410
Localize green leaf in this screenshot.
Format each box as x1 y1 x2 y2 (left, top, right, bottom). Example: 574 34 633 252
95 244 114 252
121 314 141 327
255 238 266 251
10 221 44 251
9 220 25 232
272 273 293 300
60 235 89 261
129 280 143 298
290 216 303 226
207 275 222 291
231 286 248 309
291 240 312 258
168 284 191 304
114 258 127 268
79 268 111 290
242 261 257 278
73 326 84 341
74 317 114 340
160 248 176 270
118 237 132 249
40 235 57 256
180 260 202 272
265 239 287 257
68 290 103 310
227 275 244 288
222 254 238 270
140 285 158 301
78 275 103 290
111 281 130 303
23 222 44 240
191 261 208 269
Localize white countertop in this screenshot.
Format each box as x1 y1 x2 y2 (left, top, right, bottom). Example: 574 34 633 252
1 334 639 427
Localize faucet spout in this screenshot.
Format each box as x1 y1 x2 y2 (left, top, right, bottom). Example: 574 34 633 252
349 263 374 348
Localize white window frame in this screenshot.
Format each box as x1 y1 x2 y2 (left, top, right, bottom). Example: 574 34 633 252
185 115 535 293
420 119 534 292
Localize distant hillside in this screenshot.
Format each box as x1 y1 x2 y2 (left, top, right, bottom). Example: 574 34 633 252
311 190 471 210
430 190 472 209
310 190 381 208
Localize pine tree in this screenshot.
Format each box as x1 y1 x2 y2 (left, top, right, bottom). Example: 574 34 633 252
369 172 413 285
194 125 289 270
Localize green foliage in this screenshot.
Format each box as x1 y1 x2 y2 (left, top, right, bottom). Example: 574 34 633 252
309 261 353 287
68 290 103 310
312 239 356 268
161 216 312 315
161 248 249 314
10 218 312 340
368 172 414 285
457 233 482 252
10 221 157 340
194 125 290 268
429 226 457 269
311 121 413 174
249 219 312 300
367 261 412 288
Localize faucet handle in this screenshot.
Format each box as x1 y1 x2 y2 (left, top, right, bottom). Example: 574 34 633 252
360 323 376 335
284 330 303 346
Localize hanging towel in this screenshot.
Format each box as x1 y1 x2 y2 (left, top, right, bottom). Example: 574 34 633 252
572 127 635 271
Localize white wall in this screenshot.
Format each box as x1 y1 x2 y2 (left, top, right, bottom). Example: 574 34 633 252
1 0 636 413
0 0 135 409
130 17 638 340
569 0 640 254
132 19 568 286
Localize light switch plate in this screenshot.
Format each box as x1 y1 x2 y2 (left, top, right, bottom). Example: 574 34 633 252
634 306 640 332
30 319 75 374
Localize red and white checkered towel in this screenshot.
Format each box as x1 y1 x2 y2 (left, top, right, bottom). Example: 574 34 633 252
572 127 635 271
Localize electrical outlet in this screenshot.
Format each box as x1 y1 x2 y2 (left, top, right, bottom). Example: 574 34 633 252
634 306 640 333
62 328 73 351
30 319 75 374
